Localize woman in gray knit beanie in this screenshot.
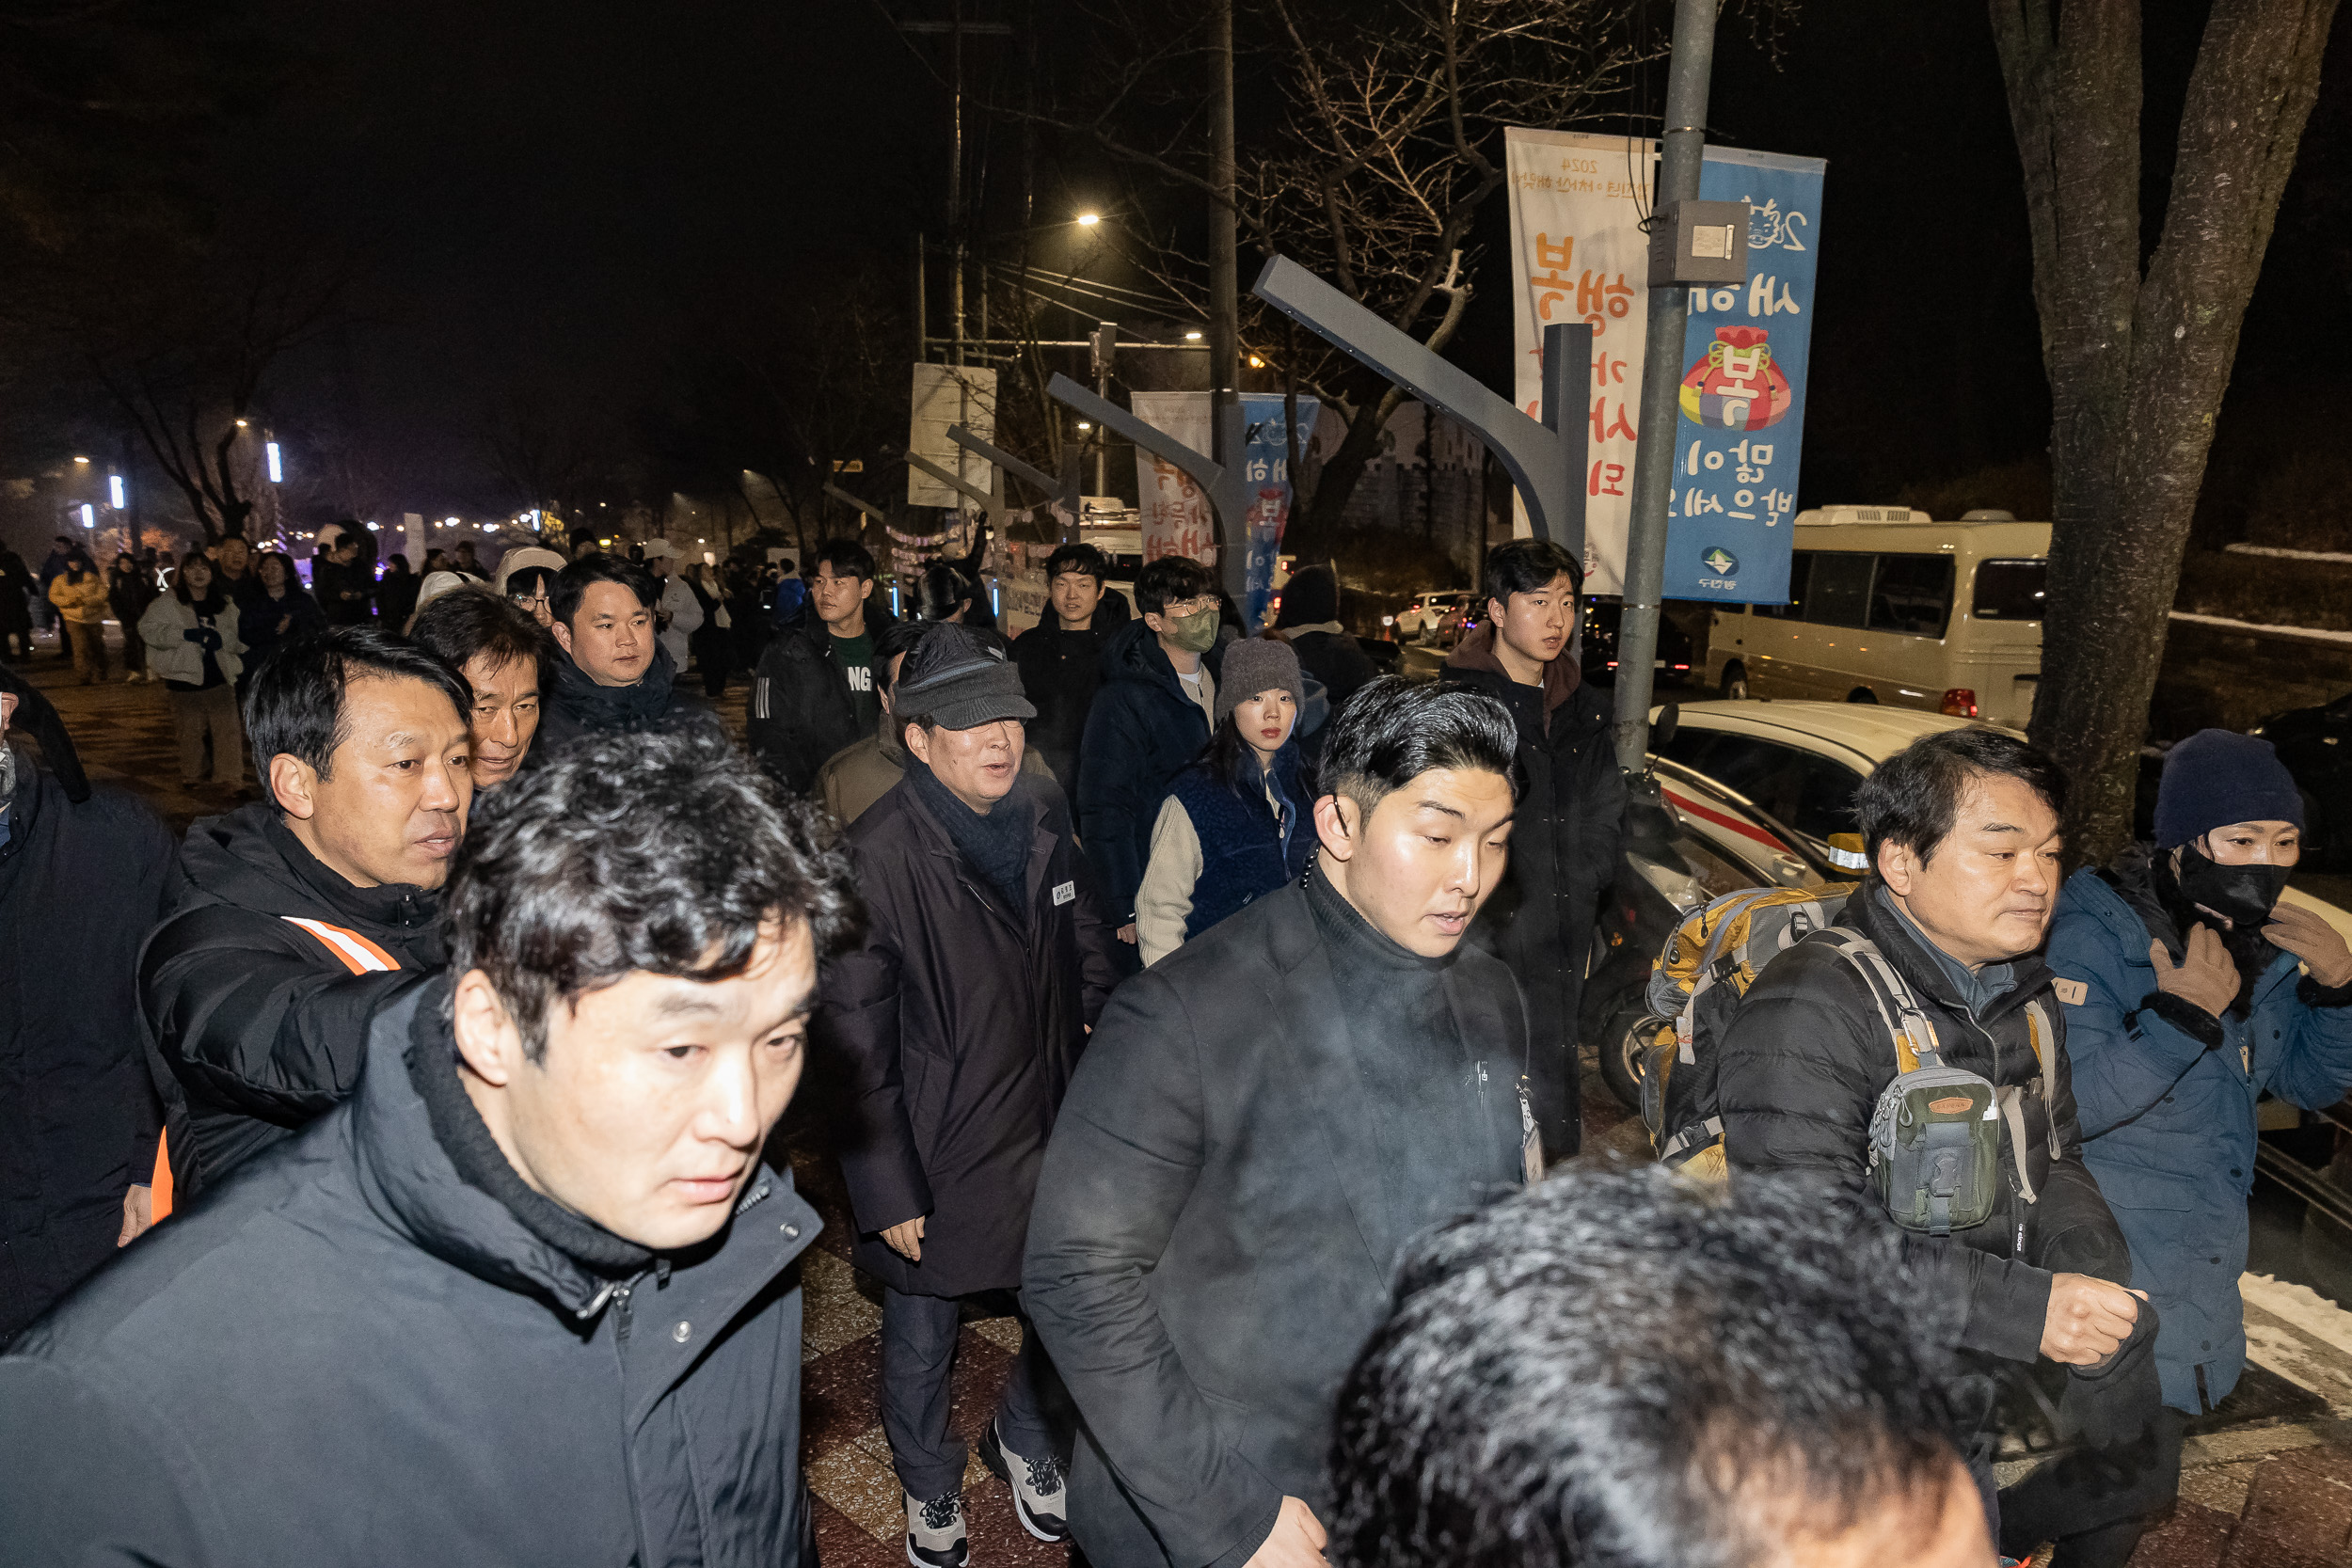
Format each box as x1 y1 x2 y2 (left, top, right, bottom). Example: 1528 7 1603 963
1132 636 1315 965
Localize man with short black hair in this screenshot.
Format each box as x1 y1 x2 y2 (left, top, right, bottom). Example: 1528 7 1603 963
2 728 852 1566
1327 1166 1992 1568
749 537 897 793
142 627 475 1197
409 589 554 791
537 555 713 754
1028 676 1532 1568
1439 537 1624 1158
1012 542 1122 792
1076 554 1221 950
1718 726 2150 1544
825 624 1117 1565
311 533 373 626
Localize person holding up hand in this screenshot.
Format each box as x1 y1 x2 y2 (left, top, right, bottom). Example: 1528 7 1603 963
2034 730 2352 1551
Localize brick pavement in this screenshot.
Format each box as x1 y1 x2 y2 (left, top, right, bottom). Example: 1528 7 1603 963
19 620 2352 1565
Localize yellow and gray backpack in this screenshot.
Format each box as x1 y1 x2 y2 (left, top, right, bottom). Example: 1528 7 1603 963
1641 886 2060 1239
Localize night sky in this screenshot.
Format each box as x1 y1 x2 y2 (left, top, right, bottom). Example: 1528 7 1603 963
91 0 2352 531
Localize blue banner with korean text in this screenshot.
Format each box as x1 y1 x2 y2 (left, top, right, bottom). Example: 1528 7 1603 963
1665 148 1826 605
1240 393 1319 632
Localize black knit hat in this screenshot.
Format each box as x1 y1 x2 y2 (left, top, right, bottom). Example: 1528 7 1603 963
0 663 90 802
1274 563 1339 628
2153 729 2303 848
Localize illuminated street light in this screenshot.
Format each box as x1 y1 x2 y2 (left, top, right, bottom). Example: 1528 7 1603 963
1184 329 1204 341
1248 356 1265 368
444 516 460 526
1076 420 1093 432
109 476 126 508
72 455 89 465
235 419 248 429
1076 212 1101 227
265 441 283 483
78 503 94 529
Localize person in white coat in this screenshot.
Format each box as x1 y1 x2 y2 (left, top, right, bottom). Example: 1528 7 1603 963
640 541 704 673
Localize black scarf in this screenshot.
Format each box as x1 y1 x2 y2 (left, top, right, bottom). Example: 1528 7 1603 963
907 759 1034 912
550 643 680 734
405 1001 654 1277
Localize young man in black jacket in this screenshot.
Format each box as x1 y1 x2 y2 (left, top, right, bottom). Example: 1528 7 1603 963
1027 679 1530 1568
1438 538 1625 1159
748 537 897 794
141 628 475 1198
0 668 177 1344
1009 542 1123 794
1717 728 2155 1547
823 626 1119 1566
1075 554 1220 952
1 728 852 1567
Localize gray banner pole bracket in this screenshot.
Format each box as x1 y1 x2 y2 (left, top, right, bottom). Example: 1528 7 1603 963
823 483 890 527
946 425 1085 543
1248 255 1589 558
892 447 1007 537
1045 373 1248 567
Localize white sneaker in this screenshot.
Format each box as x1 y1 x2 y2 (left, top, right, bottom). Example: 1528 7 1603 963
979 1418 1068 1542
905 1491 966 1568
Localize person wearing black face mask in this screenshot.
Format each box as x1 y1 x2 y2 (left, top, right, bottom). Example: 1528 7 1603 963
2026 729 2352 1564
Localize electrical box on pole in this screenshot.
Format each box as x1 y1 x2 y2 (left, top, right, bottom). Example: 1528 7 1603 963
1646 199 1750 287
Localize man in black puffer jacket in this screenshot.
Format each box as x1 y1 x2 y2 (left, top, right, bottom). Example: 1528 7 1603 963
1 728 853 1568
748 538 897 795
141 629 473 1199
1718 728 2156 1548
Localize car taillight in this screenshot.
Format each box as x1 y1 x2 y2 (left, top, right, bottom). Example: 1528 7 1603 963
1942 689 1978 718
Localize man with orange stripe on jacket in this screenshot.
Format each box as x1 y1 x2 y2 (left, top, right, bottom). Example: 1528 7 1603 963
141 627 475 1203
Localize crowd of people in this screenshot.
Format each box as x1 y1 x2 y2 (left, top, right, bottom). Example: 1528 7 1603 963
0 517 2346 1568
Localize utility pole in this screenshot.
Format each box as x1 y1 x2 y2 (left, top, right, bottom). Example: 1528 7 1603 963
1613 0 1721 772
1208 0 1244 601
948 0 966 372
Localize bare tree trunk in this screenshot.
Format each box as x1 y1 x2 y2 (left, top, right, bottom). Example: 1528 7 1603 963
1991 0 2338 862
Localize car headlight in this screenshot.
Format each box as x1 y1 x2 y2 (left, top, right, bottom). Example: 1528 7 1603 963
1630 852 1708 913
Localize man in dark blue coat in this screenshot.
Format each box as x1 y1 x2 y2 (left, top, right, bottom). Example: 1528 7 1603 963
0 667 175 1345
0 727 856 1567
1075 555 1221 956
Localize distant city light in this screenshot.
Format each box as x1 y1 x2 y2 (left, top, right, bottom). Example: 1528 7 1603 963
1248 356 1265 368
1184 329 1204 341
265 442 283 483
366 521 379 531
72 455 89 465
235 419 248 429
445 516 460 526
78 503 94 529
480 523 495 532
1076 212 1101 227
108 476 126 508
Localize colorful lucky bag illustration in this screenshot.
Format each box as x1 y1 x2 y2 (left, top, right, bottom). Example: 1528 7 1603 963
1679 325 1793 431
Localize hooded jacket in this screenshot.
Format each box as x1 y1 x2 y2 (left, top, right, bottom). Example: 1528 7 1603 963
535 643 719 758
140 803 441 1196
746 607 898 795
0 725 176 1344
1718 885 2131 1363
816 708 1057 828
1438 625 1625 1155
1076 619 1216 925
2048 849 2352 1411
0 982 821 1567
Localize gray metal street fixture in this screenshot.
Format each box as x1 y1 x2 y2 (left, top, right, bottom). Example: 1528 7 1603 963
946 424 1084 544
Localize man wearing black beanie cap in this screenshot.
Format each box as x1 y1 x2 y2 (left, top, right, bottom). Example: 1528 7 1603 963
1272 562 1376 719
818 622 1120 1567
0 665 177 1344
2029 729 2352 1561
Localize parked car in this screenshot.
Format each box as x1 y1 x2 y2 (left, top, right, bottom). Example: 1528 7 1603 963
1704 506 2049 726
1396 588 1473 641
2251 690 2350 871
1581 597 1697 687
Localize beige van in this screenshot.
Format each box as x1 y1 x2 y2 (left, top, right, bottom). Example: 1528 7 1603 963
1703 507 2050 726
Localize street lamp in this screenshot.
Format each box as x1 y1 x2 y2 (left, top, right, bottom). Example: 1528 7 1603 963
79 503 94 529
265 442 283 483
72 455 89 466
1184 329 1204 341
1076 212 1102 227
109 476 126 509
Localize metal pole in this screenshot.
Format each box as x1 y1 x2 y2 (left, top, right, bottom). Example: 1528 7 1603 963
1613 0 1719 773
1208 0 1244 600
